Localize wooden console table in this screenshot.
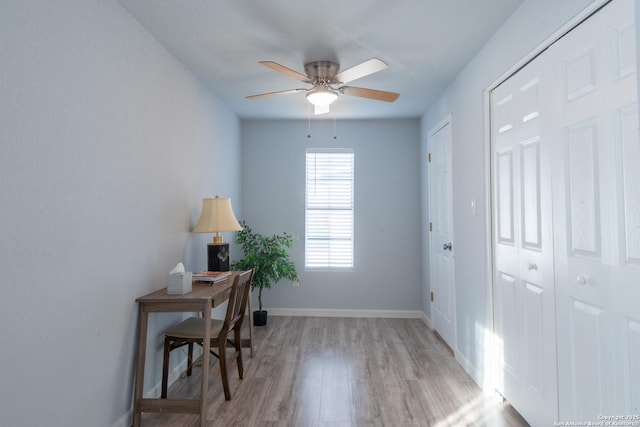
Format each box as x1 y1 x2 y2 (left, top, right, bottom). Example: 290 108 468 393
132 271 253 426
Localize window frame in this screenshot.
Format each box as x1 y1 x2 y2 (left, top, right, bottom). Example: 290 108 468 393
304 148 355 271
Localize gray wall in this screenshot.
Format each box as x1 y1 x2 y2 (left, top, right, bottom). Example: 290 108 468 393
420 0 601 385
240 119 423 313
0 1 241 426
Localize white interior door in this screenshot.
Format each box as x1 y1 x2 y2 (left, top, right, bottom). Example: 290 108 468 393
548 0 639 419
490 49 558 426
428 117 456 351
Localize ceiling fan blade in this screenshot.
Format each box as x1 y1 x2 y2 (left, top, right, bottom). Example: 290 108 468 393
259 61 311 82
333 58 388 84
314 104 330 115
341 86 400 102
245 88 306 100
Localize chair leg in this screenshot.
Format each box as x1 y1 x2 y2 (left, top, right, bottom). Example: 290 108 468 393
161 337 171 398
218 339 231 400
187 342 193 377
247 297 254 357
235 327 244 379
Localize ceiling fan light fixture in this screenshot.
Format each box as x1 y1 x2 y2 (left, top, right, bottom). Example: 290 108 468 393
306 87 338 107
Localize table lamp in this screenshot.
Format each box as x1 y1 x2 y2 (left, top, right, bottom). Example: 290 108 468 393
192 196 242 271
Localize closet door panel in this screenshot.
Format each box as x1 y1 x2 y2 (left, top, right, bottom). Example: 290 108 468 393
497 272 519 386
521 139 542 251
620 319 640 414
491 52 557 426
523 281 544 395
617 103 640 264
614 100 640 414
497 149 515 246
565 120 601 258
567 300 608 416
550 0 637 420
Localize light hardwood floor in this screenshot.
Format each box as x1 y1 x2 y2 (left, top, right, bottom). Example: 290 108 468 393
140 316 529 427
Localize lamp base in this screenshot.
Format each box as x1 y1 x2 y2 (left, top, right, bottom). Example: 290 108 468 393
207 243 230 272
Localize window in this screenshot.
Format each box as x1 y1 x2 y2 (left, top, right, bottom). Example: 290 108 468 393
305 149 354 269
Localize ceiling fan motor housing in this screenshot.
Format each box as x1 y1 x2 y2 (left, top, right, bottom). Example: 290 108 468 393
304 61 340 83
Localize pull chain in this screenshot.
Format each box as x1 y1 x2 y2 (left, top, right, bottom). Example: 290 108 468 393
333 116 337 140
307 102 312 138
332 104 337 140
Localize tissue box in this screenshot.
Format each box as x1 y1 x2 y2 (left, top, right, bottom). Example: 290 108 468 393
167 272 192 295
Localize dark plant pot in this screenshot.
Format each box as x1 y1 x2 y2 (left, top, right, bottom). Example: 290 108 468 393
253 310 267 326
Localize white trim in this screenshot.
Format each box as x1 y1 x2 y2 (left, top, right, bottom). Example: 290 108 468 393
483 42 498 400
267 307 423 319
456 350 485 392
111 409 133 427
111 411 131 427
427 114 453 138
420 311 433 329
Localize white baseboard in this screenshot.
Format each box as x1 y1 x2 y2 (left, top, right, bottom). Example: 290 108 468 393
455 350 485 391
420 312 432 329
267 307 423 319
111 410 131 427
111 353 194 427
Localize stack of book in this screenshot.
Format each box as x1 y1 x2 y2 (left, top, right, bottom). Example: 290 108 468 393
192 271 230 284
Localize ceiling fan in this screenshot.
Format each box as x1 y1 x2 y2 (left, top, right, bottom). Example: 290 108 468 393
246 58 400 115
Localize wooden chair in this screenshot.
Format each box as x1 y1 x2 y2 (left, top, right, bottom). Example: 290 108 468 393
161 269 254 401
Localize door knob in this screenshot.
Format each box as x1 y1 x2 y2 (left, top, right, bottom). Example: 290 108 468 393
577 276 587 286
443 243 452 251
528 263 538 270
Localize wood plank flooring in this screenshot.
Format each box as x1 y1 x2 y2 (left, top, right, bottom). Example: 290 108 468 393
140 316 529 427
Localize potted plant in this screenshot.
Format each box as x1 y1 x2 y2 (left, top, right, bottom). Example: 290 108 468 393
231 221 299 326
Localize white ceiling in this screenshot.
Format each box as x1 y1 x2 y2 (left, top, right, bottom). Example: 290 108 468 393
118 0 523 120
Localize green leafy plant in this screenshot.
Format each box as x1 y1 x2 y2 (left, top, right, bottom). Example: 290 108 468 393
231 221 299 312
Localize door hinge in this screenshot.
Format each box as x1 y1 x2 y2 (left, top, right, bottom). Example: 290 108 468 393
430 291 434 302
428 152 431 162
429 222 432 232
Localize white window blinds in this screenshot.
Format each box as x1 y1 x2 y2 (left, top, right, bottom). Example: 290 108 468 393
305 149 354 269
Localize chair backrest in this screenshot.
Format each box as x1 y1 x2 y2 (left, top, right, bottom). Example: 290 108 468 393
221 269 253 334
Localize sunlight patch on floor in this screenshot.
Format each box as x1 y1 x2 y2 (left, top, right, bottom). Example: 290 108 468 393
434 395 503 427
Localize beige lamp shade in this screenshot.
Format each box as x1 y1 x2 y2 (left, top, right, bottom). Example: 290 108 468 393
192 196 242 244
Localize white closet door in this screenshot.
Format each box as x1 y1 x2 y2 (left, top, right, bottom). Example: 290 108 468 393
491 49 558 426
548 0 639 420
